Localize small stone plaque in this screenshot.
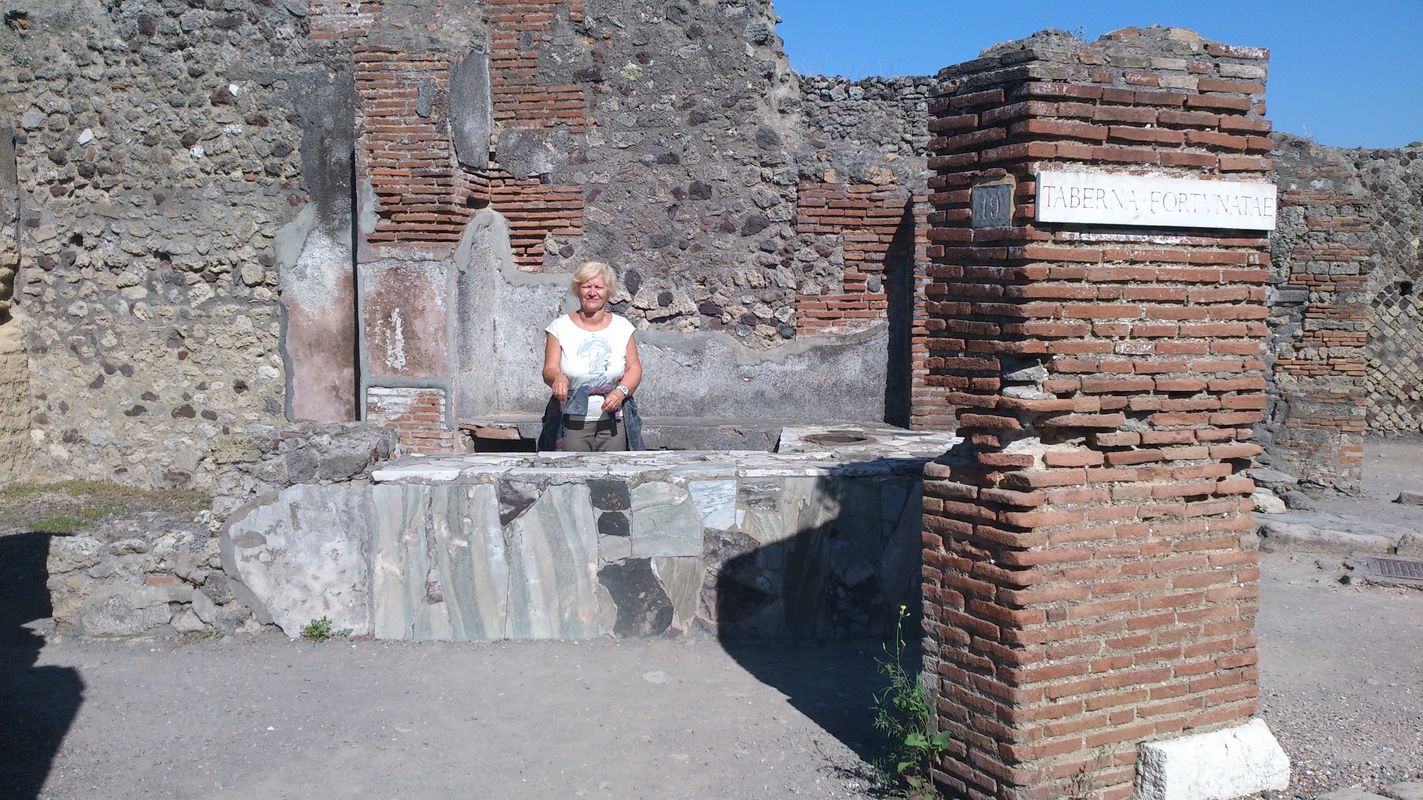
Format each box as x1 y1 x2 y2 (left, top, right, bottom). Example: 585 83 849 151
970 183 1013 228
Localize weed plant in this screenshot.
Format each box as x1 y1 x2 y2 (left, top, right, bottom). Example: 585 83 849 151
301 616 352 642
873 605 950 799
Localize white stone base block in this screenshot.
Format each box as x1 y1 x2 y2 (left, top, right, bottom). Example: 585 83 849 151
1135 718 1290 800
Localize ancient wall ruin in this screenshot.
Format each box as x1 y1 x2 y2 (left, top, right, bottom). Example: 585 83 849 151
0 0 940 480
1262 135 1421 491
0 0 340 486
0 0 1415 493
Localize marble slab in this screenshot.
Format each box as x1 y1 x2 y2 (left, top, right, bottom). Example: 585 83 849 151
630 481 702 558
504 483 600 639
221 484 373 637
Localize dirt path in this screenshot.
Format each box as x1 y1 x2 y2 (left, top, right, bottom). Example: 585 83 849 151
0 548 1415 800
5 635 889 800
3 438 1421 800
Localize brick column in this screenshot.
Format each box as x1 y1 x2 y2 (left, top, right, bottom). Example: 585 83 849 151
921 28 1282 800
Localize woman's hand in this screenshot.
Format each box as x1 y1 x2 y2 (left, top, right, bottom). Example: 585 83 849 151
601 388 625 414
551 375 569 403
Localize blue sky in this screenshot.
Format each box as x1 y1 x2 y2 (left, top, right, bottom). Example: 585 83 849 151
773 0 1422 149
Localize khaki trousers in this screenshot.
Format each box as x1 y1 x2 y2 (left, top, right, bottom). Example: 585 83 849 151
561 415 628 451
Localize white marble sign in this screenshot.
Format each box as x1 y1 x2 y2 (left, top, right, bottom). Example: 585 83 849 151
1036 171 1277 231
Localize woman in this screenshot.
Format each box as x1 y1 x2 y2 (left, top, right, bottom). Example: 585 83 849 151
539 261 644 451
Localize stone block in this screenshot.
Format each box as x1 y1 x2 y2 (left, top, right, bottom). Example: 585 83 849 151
80 588 173 637
1394 490 1423 507
630 481 702 557
504 483 599 638
370 483 508 640
1383 782 1423 800
221 484 373 637
48 535 102 573
449 47 490 170
1257 520 1395 555
1135 719 1289 800
688 479 738 530
597 558 673 636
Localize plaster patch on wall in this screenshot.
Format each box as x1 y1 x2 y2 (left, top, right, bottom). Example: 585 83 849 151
275 205 351 313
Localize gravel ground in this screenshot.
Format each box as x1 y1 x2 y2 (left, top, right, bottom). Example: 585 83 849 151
1257 437 1423 798
1258 553 1423 798
2 439 1420 800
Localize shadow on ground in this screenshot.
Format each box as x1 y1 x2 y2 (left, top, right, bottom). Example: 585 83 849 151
708 469 926 794
0 532 83 800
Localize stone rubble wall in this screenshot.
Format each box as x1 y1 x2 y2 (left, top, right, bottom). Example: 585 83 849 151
46 510 257 638
41 419 400 638
0 0 343 487
201 420 400 518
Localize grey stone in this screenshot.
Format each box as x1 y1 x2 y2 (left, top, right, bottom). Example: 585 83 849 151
221 484 373 637
630 481 702 558
597 511 629 537
1318 791 1391 800
1257 520 1396 555
1396 532 1423 558
1383 782 1423 800
599 533 631 562
1247 467 1299 489
504 483 599 639
416 80 436 118
496 127 574 179
1001 362 1048 382
172 608 207 634
688 480 737 530
80 590 173 636
449 47 490 170
588 479 630 511
1252 489 1287 514
597 558 673 637
1282 490 1318 511
370 484 509 640
109 538 149 555
653 556 703 633
48 535 102 573
200 572 235 605
1394 490 1423 506
497 479 542 526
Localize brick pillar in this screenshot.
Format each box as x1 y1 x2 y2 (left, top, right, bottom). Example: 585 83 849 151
921 28 1280 800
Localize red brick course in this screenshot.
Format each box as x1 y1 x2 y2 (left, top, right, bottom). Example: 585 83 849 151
794 183 952 428
365 387 459 454
923 30 1270 800
314 0 588 266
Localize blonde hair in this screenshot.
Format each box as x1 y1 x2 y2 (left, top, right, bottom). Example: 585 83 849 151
570 261 618 296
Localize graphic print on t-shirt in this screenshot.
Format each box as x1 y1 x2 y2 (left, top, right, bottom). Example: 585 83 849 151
577 336 613 391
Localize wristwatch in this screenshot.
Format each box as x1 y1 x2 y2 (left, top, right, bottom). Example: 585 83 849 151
615 385 630 397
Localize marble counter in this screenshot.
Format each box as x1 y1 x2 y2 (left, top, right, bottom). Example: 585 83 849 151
222 427 958 640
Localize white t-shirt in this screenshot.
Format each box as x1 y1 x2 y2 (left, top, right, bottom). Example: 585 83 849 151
545 314 636 420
